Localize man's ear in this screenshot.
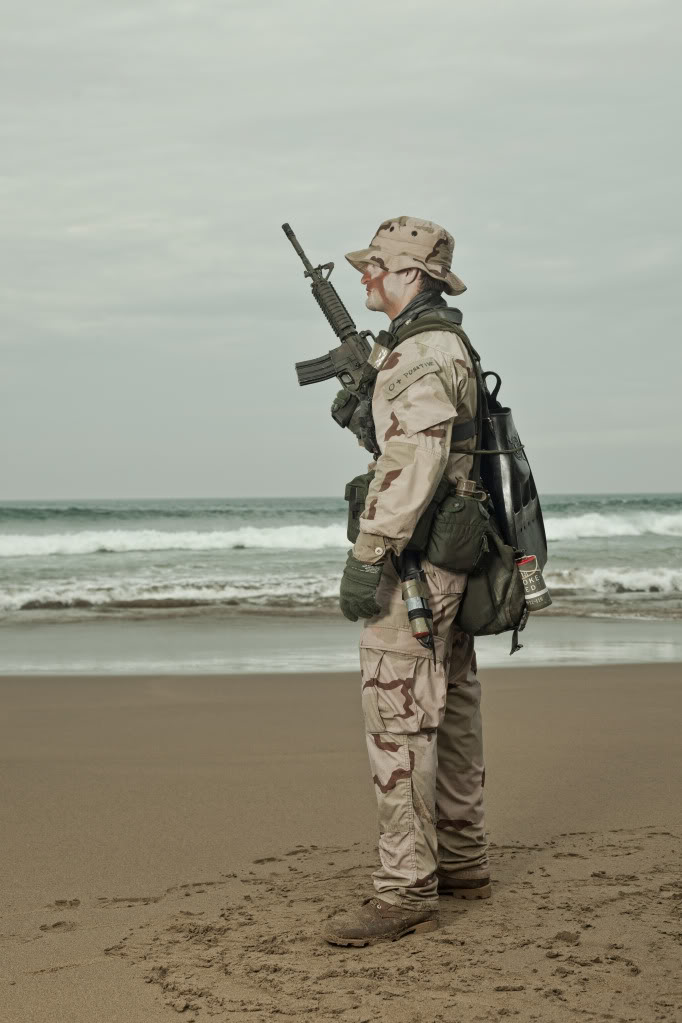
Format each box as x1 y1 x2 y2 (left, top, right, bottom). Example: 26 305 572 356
400 267 421 286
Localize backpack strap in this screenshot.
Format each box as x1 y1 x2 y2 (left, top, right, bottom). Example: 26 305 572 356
465 346 486 484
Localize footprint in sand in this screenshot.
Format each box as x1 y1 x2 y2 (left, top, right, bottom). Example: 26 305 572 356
39 920 77 933
97 894 163 908
46 898 80 909
179 880 223 889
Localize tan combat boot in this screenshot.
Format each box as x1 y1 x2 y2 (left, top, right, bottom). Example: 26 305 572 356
324 896 438 947
437 869 491 900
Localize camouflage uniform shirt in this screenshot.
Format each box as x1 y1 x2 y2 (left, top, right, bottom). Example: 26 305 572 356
352 327 477 564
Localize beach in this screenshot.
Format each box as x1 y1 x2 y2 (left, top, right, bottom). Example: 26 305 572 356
2 664 680 1022
5 0 682 1017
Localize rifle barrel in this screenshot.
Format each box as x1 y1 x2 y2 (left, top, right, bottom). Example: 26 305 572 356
281 223 315 275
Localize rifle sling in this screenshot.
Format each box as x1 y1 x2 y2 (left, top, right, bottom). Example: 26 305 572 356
449 418 476 441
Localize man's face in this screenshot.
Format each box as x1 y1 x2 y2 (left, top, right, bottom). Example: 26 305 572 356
361 263 409 313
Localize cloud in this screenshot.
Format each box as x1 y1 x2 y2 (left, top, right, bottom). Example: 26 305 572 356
2 0 681 496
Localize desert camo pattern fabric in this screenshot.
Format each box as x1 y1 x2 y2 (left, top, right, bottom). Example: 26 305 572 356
345 215 467 297
360 557 488 909
351 327 478 565
352 327 488 906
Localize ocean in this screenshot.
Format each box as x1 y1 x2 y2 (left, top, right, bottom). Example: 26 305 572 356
1 493 681 673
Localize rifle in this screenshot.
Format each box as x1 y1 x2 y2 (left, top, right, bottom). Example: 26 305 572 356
282 223 377 427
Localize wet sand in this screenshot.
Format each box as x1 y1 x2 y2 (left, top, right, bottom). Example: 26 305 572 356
1 665 681 1022
4 611 682 674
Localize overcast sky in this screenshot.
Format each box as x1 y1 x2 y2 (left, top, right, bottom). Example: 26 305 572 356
2 0 680 499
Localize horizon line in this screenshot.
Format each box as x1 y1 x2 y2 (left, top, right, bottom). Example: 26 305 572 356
1 491 681 503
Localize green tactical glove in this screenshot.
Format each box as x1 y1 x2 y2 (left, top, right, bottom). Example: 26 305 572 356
331 388 358 428
339 551 384 622
331 390 376 454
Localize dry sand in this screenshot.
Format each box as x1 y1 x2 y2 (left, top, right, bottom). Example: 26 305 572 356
1 665 681 1022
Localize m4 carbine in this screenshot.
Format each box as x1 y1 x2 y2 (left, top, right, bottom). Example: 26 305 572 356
282 223 376 427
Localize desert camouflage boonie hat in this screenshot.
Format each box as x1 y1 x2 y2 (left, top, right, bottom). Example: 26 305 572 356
345 215 466 296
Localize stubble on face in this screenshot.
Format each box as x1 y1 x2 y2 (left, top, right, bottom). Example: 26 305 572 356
362 265 408 314
362 265 387 311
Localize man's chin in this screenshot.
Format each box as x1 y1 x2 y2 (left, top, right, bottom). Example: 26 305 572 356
365 295 384 312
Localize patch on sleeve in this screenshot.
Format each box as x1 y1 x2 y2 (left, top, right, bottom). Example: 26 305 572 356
383 357 438 400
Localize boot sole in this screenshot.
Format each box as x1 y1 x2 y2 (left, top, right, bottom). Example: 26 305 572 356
439 882 492 900
325 917 439 947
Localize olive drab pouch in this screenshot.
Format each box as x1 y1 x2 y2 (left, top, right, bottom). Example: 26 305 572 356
425 492 491 574
344 471 375 543
405 476 450 552
455 520 527 641
344 471 449 548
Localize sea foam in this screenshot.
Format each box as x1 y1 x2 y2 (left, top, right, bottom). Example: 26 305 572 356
4 564 681 613
0 525 349 558
0 571 342 612
546 566 682 594
3 509 682 560
546 511 682 541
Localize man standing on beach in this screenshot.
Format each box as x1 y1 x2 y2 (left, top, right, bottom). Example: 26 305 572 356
325 217 489 946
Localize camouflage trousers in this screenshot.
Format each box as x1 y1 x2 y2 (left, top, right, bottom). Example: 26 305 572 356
359 557 488 911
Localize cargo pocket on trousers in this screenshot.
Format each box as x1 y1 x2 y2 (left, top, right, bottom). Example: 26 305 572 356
360 647 427 734
361 651 389 733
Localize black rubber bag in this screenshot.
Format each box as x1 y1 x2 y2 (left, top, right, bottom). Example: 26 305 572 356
479 373 548 569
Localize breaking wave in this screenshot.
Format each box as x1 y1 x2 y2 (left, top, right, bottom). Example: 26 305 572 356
546 566 682 595
0 573 342 613
3 503 682 560
546 512 682 541
0 525 349 558
3 509 682 560
4 564 681 615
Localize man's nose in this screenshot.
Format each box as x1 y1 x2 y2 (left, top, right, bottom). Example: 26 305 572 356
361 268 372 285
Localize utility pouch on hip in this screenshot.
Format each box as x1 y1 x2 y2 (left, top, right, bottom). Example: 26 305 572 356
405 476 450 552
455 521 526 637
425 491 491 574
343 471 448 548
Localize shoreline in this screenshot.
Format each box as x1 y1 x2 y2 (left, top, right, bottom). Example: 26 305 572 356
3 593 682 622
2 657 681 681
3 611 682 675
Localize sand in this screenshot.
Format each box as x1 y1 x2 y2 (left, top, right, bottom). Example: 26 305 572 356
1 665 681 1022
